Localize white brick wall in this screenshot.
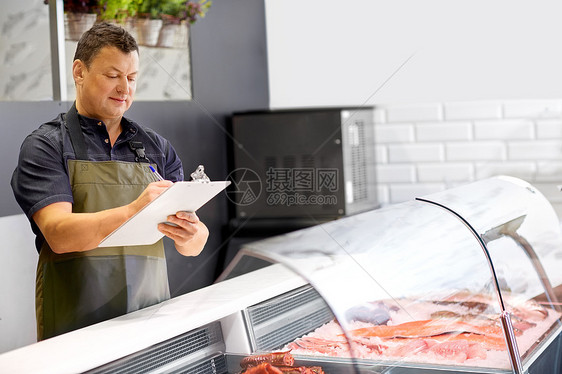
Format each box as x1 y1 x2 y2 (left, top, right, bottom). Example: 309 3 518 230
416 122 472 142
474 120 534 140
503 100 562 119
508 141 562 160
385 103 443 123
536 161 562 181
372 100 562 218
376 164 415 183
444 102 502 120
536 119 562 139
388 143 444 163
374 124 414 143
446 142 506 161
474 161 536 180
417 163 474 183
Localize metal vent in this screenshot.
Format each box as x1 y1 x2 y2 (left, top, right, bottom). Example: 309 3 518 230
248 286 324 325
245 285 334 351
283 155 296 168
86 322 225 374
265 156 276 170
301 154 315 168
255 307 333 350
166 354 227 374
349 119 368 202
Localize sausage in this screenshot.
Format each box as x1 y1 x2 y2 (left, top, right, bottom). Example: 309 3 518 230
240 351 295 369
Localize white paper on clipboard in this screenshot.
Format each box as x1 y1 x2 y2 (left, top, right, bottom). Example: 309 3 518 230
98 181 230 247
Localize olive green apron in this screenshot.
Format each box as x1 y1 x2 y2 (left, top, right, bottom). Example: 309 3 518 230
35 104 169 340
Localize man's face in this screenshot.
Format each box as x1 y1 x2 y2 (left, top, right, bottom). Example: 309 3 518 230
74 46 139 123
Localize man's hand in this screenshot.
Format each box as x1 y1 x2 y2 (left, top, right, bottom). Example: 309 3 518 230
128 180 173 215
158 211 209 256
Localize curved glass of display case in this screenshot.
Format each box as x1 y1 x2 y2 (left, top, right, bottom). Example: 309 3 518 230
231 176 562 374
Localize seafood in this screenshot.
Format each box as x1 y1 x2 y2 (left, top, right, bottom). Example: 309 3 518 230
349 337 387 355
349 319 505 339
430 310 494 323
510 316 536 332
345 302 394 325
437 290 548 322
241 363 282 374
430 309 537 334
431 310 465 319
426 339 487 362
240 351 325 374
240 351 294 369
286 336 350 355
383 338 429 357
277 367 325 374
434 300 493 313
431 332 506 351
284 291 560 368
442 290 496 304
511 299 548 322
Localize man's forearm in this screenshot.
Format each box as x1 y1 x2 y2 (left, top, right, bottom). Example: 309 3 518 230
34 181 173 253
34 202 134 253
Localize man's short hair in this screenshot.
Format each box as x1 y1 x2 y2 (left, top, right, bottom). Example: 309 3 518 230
74 22 139 68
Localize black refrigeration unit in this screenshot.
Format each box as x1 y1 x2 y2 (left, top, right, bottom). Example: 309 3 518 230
228 107 378 225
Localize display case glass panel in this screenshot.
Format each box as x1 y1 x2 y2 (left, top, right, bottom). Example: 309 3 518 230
235 176 562 373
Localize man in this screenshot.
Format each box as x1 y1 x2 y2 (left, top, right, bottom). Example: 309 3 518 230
11 22 209 341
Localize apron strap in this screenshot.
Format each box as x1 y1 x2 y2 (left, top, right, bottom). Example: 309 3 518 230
65 102 89 161
128 141 150 163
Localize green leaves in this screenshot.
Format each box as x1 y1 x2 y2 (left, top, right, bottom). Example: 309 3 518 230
98 0 140 23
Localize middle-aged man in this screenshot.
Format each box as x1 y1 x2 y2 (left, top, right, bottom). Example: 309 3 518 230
11 22 209 341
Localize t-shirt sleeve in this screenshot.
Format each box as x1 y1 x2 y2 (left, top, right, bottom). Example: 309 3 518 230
163 141 184 182
11 132 74 219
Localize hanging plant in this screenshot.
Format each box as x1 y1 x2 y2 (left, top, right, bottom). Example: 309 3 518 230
98 0 140 23
136 0 211 24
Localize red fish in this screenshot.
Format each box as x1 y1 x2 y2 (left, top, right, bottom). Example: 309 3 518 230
427 339 487 362
431 332 506 351
287 336 350 355
384 338 430 357
349 319 504 339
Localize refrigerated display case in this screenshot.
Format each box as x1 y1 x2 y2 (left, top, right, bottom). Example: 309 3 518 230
1 176 561 374
222 175 562 373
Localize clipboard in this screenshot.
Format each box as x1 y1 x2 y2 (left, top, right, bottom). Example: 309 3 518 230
98 181 230 247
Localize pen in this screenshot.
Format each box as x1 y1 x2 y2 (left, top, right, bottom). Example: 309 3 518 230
149 165 164 181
